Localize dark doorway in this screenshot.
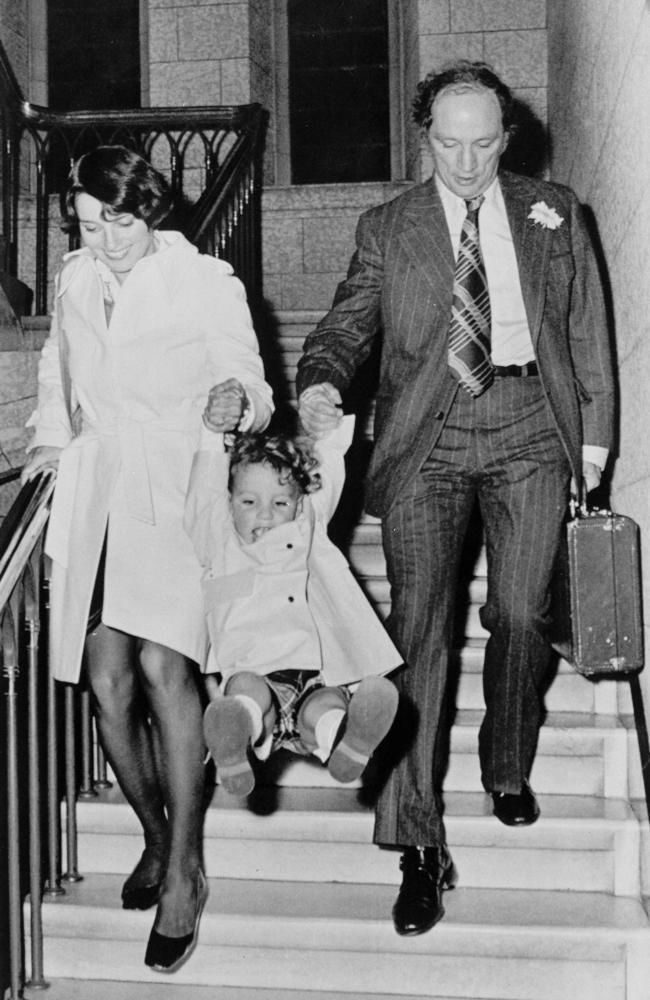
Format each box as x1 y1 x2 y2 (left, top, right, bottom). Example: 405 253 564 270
48 0 140 110
47 0 141 190
288 0 390 184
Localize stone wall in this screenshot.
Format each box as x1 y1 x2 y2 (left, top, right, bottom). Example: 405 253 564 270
145 0 259 106
1 0 30 93
547 0 650 705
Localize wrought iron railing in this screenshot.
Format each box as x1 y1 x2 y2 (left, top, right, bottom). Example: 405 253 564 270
0 468 115 1000
0 39 267 315
1 469 54 999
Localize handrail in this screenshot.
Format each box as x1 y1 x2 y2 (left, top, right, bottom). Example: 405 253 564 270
0 470 55 605
0 38 267 314
0 469 55 999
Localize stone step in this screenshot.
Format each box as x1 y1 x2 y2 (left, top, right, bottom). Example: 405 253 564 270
30 874 650 1000
249 712 631 800
25 983 467 1000
71 787 641 897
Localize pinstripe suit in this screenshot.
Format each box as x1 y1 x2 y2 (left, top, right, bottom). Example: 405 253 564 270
296 170 614 848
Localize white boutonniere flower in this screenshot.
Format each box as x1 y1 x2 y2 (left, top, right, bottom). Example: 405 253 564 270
528 201 564 230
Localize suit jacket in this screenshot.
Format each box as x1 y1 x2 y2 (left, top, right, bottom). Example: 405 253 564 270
296 171 615 519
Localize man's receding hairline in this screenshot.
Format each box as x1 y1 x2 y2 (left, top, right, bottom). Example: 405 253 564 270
434 81 501 104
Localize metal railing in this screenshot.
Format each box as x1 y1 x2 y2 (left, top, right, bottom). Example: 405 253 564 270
0 468 115 1000
0 39 267 315
1 469 53 999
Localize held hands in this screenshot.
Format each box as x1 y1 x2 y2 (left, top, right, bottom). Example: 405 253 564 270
203 378 248 433
298 383 343 438
21 445 62 485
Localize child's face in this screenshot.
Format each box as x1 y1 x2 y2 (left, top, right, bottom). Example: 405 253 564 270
229 461 303 543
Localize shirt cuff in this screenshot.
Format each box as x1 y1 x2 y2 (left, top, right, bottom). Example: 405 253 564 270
582 445 608 470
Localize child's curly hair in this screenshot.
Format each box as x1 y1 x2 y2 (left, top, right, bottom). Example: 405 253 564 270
227 432 322 495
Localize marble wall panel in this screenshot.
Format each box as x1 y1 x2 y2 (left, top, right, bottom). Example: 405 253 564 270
547 0 650 695
417 0 451 34
418 31 484 73
302 215 360 274
221 58 251 103
262 215 304 275
149 60 222 106
149 8 178 63
484 29 547 88
451 0 546 32
178 4 248 61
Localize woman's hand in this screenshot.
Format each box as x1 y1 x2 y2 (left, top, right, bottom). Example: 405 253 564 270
203 379 248 432
298 383 343 438
21 446 62 484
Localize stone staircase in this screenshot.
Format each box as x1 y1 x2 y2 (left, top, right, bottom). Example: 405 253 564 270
23 309 650 999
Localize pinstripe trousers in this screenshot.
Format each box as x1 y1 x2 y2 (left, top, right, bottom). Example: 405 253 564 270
373 376 571 848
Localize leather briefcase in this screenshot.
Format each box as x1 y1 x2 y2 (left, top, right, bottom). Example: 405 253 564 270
550 507 644 676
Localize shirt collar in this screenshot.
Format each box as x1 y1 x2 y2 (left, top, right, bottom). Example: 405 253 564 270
435 174 501 216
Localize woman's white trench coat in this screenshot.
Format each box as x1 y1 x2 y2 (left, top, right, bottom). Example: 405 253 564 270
27 232 272 682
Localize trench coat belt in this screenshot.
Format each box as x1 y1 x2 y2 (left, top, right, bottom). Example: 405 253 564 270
84 415 195 526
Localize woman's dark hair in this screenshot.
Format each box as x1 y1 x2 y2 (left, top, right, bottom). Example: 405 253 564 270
412 59 515 133
61 145 173 233
228 432 322 496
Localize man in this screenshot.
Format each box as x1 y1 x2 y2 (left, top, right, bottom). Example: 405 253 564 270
296 60 614 937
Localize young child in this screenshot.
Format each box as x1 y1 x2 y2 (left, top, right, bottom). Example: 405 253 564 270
184 413 402 796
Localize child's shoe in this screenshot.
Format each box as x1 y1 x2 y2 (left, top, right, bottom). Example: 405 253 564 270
328 676 398 784
203 698 255 796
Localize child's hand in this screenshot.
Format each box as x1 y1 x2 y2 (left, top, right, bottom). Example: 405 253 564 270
203 379 248 432
298 383 343 438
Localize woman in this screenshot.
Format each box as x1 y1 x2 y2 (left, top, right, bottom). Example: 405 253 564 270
22 145 273 972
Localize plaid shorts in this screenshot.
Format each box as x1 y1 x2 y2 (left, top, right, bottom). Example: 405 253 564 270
266 669 326 756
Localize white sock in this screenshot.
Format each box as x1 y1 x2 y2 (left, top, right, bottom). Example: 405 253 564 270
314 708 345 763
233 694 264 744
252 731 274 761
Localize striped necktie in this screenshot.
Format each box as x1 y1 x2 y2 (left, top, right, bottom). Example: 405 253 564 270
448 195 494 397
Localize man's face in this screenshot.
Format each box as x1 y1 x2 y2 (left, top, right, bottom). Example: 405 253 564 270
426 85 508 200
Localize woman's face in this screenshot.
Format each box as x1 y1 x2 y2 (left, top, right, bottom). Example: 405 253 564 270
75 192 154 282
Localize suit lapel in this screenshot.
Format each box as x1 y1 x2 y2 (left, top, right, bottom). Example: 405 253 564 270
397 180 455 315
499 172 555 346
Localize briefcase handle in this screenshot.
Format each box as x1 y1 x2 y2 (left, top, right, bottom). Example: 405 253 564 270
569 483 611 522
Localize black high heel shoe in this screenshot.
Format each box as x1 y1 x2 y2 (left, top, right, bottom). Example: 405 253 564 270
144 869 208 973
121 846 166 911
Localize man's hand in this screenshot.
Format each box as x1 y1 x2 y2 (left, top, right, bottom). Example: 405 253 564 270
203 379 247 433
570 461 602 500
21 446 62 484
298 383 343 437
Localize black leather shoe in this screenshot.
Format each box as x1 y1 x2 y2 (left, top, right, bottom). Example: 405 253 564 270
144 869 208 973
491 780 540 826
392 845 457 936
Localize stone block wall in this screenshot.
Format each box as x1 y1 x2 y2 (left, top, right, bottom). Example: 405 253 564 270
1 0 30 93
262 182 411 315
145 0 259 106
547 0 650 706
